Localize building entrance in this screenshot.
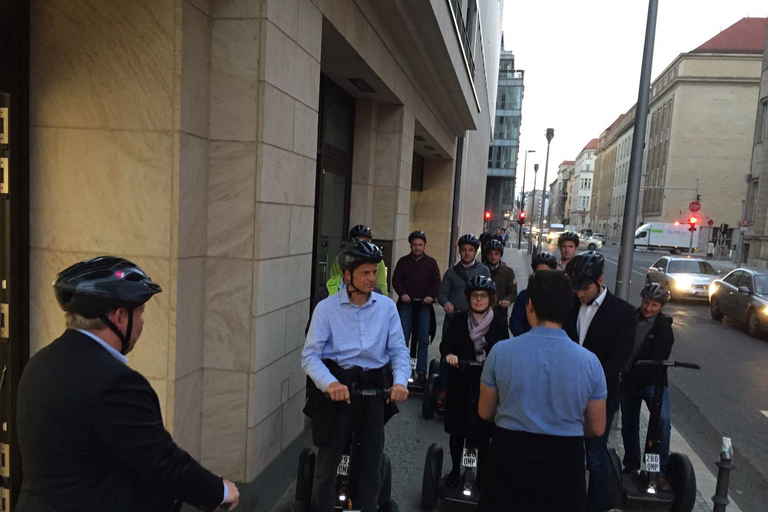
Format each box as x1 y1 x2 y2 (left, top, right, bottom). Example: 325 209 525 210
312 75 355 296
0 2 30 508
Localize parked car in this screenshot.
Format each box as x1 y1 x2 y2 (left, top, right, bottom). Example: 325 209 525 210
579 236 603 251
709 268 768 337
646 256 719 299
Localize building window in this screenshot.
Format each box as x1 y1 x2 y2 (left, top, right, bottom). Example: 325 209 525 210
494 115 520 140
488 146 517 169
496 85 523 110
746 177 759 222
499 59 514 78
759 101 768 142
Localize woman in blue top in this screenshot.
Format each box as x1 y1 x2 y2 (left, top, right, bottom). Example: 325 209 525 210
509 252 558 336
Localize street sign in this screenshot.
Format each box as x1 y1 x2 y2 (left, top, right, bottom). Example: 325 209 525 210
688 201 701 212
707 219 714 226
740 218 749 228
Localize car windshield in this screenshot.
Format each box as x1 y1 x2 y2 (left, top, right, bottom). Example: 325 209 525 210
754 275 768 295
667 260 717 275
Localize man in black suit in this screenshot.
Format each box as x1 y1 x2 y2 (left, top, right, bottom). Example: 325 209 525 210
564 251 635 512
17 256 240 512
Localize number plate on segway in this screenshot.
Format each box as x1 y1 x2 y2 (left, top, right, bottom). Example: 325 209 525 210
462 448 477 468
645 453 660 473
410 357 417 370
337 455 350 476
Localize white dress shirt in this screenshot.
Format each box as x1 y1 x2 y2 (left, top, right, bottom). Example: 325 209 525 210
576 286 608 345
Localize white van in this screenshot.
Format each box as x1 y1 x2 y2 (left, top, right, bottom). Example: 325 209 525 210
634 223 698 254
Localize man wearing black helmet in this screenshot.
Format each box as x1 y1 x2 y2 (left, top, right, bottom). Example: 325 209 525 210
509 252 558 336
620 283 675 491
485 239 517 321
302 239 410 512
438 234 491 335
392 231 442 381
328 224 389 296
17 257 240 512
557 231 580 270
564 251 635 512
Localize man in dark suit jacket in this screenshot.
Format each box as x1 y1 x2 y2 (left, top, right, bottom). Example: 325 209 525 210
17 257 240 512
564 251 635 512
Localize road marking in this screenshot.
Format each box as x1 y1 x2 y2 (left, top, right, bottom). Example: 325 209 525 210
762 410 768 419
602 256 647 277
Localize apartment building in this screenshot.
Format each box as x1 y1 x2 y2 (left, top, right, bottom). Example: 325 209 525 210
570 139 598 231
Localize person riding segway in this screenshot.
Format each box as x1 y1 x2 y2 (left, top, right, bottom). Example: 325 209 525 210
509 252 558 336
301 240 410 512
421 276 508 509
392 230 441 391
484 239 516 322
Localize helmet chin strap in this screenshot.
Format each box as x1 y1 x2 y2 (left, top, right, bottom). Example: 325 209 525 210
100 309 134 355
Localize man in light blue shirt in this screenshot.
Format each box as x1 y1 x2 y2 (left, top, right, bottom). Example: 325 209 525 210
302 240 409 512
478 270 606 512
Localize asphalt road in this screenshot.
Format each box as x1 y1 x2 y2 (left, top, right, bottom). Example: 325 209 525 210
544 242 768 512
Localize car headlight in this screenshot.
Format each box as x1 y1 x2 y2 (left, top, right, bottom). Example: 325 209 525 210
709 282 718 296
674 278 692 290
762 305 768 316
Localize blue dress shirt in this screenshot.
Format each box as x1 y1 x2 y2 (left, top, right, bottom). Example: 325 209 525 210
302 289 411 392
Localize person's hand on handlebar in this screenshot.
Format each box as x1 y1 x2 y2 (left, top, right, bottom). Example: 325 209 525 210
327 382 350 403
498 300 511 308
401 294 411 304
446 354 459 367
444 303 455 315
389 384 409 402
219 480 240 510
423 297 434 305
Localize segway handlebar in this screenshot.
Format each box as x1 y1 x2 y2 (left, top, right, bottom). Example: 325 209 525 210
634 359 700 370
349 388 391 399
443 358 483 369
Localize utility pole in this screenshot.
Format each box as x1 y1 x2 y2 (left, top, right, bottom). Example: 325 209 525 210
528 163 539 255
615 0 659 301
517 150 536 249
537 129 555 253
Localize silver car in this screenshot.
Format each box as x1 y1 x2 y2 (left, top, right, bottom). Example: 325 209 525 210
579 236 603 251
646 256 719 300
709 269 768 338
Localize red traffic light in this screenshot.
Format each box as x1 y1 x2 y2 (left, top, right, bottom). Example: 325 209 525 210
689 216 698 224
484 211 492 221
519 211 526 219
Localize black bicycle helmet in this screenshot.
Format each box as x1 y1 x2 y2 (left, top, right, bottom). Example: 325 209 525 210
54 256 162 354
558 231 580 247
640 283 670 304
465 275 496 294
565 251 605 290
408 230 427 243
531 252 558 271
338 239 383 272
349 224 372 239
457 234 480 249
487 239 504 253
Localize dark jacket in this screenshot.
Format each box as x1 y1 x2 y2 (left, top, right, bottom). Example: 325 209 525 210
438 261 491 313
564 290 636 414
621 311 674 388
17 330 223 512
391 253 441 300
439 310 509 437
489 262 517 320
509 288 530 336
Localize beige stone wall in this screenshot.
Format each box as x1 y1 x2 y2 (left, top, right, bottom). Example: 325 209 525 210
409 159 455 272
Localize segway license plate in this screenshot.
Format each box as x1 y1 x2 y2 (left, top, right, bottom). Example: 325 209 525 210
645 453 660 473
410 357 418 370
337 455 350 476
462 449 477 468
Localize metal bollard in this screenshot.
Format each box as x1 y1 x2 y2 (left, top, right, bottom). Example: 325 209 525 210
712 437 735 512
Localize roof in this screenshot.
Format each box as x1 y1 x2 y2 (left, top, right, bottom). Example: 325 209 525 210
560 160 575 165
582 138 599 151
691 17 767 54
607 114 624 131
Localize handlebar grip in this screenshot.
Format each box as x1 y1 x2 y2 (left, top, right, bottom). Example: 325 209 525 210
674 362 701 370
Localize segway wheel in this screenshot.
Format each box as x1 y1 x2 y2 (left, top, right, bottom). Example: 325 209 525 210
378 500 400 512
667 452 697 512
606 447 625 508
295 448 316 504
428 358 439 377
379 454 393 504
421 443 443 510
422 374 438 419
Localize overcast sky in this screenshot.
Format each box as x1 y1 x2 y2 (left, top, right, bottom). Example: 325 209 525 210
502 0 768 196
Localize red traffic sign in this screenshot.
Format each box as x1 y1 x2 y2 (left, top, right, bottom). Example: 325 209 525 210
688 201 701 212
740 218 749 228
707 219 714 226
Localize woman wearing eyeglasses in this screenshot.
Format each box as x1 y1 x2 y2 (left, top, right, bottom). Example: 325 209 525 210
439 276 510 489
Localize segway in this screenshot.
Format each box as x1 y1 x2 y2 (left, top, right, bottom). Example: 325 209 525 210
421 358 442 419
606 359 700 512
293 388 399 512
421 360 485 510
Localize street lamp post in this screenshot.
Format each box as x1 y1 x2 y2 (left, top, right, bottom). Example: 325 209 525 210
517 149 536 249
527 163 540 255
537 129 555 254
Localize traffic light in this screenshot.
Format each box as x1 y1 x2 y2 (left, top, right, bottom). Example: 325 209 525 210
484 211 492 222
517 211 526 226
696 194 701 202
688 216 698 232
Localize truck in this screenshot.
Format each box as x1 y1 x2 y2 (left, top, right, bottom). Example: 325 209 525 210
634 222 698 254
